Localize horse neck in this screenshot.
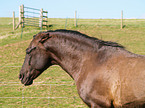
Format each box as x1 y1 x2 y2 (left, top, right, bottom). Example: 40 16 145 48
45 36 90 81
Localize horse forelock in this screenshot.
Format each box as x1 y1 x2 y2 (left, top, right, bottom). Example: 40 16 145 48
33 31 48 39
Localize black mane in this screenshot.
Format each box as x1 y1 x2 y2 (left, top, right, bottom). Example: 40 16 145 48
47 29 125 49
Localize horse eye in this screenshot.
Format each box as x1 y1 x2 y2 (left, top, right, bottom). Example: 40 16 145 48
26 48 30 54
26 47 36 54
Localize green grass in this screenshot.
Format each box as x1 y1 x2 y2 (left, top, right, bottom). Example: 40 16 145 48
0 17 145 107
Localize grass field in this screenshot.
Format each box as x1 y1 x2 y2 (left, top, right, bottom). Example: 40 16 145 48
0 17 145 108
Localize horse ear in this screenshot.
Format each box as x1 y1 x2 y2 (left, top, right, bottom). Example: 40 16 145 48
39 32 50 43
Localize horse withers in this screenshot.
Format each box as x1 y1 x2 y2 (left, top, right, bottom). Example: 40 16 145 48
19 29 145 108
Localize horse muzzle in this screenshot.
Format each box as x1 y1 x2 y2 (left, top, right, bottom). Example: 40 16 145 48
19 73 33 86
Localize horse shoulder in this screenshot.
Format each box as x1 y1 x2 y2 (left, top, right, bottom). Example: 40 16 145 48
76 56 114 107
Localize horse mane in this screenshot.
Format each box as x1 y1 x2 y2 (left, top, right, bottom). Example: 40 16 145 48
47 29 125 49
33 29 124 49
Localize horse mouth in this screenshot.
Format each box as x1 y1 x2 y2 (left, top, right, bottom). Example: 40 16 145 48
23 78 33 86
19 74 33 86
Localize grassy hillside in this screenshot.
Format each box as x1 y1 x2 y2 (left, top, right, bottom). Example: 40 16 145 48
0 18 145 107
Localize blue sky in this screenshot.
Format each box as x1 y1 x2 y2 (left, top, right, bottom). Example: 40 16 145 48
0 0 145 19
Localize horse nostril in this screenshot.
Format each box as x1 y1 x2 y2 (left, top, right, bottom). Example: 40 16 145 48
19 74 23 81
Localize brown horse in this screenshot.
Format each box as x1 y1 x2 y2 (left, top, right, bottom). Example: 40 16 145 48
19 29 145 108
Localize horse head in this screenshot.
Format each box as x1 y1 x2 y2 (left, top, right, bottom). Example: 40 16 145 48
19 32 52 85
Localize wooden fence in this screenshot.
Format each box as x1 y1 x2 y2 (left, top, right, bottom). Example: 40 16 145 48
14 4 48 30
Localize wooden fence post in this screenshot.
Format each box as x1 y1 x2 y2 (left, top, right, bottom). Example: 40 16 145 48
40 8 43 31
19 5 21 28
65 17 67 29
121 10 123 29
21 4 24 28
43 10 48 29
13 11 15 31
45 11 48 29
74 11 77 27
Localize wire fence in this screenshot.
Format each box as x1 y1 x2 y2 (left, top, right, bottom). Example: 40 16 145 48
0 66 87 108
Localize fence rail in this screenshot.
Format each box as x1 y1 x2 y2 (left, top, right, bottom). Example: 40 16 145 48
24 6 40 11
